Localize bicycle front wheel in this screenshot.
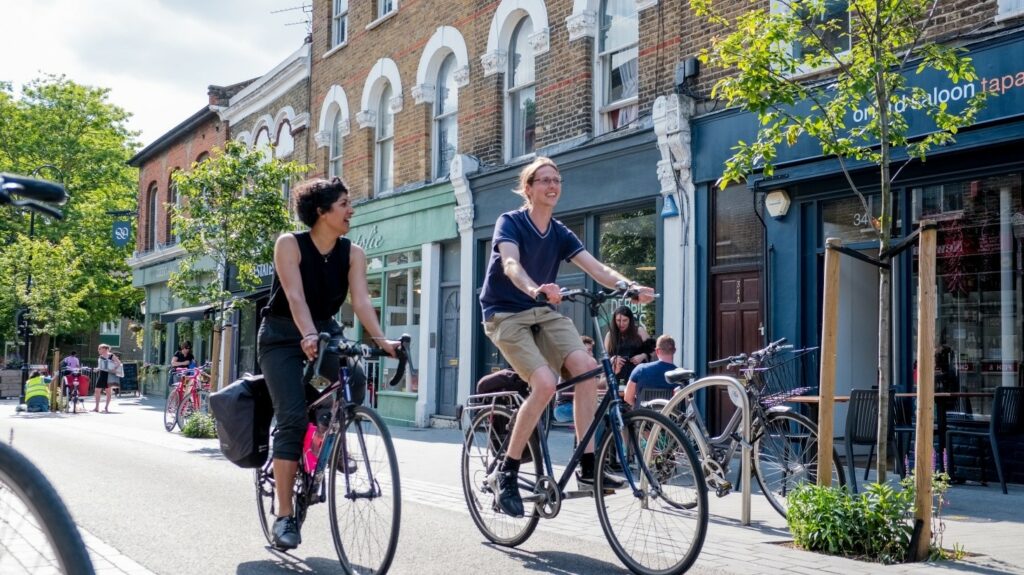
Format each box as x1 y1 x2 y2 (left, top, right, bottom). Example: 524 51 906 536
175 394 197 431
595 408 708 575
460 405 541 547
328 405 401 575
0 441 95 574
753 410 846 517
163 387 180 432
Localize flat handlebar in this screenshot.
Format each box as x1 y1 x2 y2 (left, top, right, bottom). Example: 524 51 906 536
307 333 412 389
535 280 659 304
0 173 68 220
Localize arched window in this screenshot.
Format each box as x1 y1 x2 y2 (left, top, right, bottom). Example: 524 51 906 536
434 53 458 179
329 108 344 179
375 85 394 195
507 17 536 159
254 127 272 163
275 122 294 158
166 174 179 245
146 182 158 251
598 0 638 132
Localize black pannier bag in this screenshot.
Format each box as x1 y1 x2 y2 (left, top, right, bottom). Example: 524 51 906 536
209 374 274 468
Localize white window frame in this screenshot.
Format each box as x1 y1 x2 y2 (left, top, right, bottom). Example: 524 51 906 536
998 0 1024 19
333 0 349 48
375 86 394 196
771 0 852 76
505 16 536 161
329 109 344 179
433 53 458 180
595 0 639 134
378 0 396 20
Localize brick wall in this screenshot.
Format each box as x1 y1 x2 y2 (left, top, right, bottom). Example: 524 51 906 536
229 79 313 170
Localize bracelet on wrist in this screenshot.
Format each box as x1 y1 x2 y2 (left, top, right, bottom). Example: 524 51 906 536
302 333 317 340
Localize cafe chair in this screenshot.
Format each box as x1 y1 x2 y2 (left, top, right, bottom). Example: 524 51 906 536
891 394 916 478
946 386 1023 494
637 386 675 408
843 389 898 493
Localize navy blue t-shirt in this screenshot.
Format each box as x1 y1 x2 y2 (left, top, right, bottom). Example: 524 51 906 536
630 360 679 394
479 209 585 319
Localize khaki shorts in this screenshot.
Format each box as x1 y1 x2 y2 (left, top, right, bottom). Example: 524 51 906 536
483 307 588 383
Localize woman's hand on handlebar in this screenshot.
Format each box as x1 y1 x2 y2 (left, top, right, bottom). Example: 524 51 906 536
375 337 398 358
301 334 319 361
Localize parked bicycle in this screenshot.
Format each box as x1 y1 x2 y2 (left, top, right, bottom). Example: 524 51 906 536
460 284 707 575
255 333 410 574
175 362 212 430
61 367 91 414
2 172 95 574
649 338 845 518
163 362 209 432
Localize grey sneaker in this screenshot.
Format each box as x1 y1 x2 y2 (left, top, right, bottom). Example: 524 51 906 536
488 469 525 517
272 516 301 550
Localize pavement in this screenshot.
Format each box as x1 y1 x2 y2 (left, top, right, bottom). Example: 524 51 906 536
4 395 1023 574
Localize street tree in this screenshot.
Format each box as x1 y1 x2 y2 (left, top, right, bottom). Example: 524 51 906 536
0 75 140 357
691 0 989 480
169 140 307 386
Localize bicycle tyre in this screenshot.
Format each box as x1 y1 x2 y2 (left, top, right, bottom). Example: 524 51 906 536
175 394 197 431
753 410 846 518
460 405 541 547
595 408 708 575
0 441 96 574
163 387 181 432
328 405 401 575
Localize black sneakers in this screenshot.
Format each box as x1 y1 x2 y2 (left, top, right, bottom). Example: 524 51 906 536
578 468 626 490
489 469 525 517
272 516 301 550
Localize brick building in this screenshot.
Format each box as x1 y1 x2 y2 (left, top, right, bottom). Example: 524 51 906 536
127 82 247 380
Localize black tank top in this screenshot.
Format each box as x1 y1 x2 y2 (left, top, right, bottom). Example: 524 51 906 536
266 232 351 321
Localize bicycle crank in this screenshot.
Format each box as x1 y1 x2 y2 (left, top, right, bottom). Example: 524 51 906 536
701 459 732 496
531 476 561 518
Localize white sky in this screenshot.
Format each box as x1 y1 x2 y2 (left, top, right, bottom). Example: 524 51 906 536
3 0 310 147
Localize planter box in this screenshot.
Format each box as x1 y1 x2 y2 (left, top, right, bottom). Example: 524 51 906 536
377 390 417 427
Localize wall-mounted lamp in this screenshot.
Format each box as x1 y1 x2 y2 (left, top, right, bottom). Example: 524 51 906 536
764 189 791 218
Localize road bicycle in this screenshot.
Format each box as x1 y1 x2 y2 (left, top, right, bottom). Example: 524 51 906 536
460 284 707 575
2 171 95 574
175 362 212 430
255 333 410 574
649 338 845 518
164 363 209 431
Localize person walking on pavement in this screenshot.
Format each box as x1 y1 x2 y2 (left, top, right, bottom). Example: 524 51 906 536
478 156 655 518
258 177 396 551
93 344 121 413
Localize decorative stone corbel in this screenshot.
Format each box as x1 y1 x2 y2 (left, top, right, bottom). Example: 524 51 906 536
450 154 479 232
528 28 550 55
653 94 695 201
412 84 436 105
314 130 332 148
356 110 376 130
453 65 470 88
566 10 597 41
388 94 404 114
480 50 507 77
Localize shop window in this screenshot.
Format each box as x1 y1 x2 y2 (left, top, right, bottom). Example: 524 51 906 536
597 0 639 133
910 173 1023 418
507 16 536 159
362 249 420 393
332 0 348 48
714 184 763 267
821 193 901 246
598 207 657 335
434 53 459 179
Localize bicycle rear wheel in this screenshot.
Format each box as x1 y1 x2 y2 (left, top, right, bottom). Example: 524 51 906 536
328 405 401 575
163 387 180 432
0 441 95 574
595 409 708 575
753 410 846 517
460 405 541 547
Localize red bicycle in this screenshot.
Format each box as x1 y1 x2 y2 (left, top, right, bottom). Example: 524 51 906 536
175 362 212 430
164 364 209 432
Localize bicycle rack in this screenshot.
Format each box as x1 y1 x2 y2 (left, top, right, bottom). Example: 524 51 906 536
656 375 753 525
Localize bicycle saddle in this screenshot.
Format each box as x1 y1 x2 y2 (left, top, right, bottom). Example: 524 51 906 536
665 368 696 384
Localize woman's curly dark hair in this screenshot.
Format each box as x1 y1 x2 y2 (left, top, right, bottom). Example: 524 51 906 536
294 177 348 227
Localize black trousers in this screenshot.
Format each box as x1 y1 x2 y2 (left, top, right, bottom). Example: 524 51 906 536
257 315 342 462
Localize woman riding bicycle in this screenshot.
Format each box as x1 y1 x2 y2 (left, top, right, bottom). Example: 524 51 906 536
478 156 654 517
257 177 395 550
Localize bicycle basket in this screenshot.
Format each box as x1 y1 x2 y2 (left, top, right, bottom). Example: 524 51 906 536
749 347 819 408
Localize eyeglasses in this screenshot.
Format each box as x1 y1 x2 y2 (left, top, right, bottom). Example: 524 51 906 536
532 177 563 186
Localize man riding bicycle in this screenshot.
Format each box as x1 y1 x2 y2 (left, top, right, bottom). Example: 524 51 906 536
478 156 654 518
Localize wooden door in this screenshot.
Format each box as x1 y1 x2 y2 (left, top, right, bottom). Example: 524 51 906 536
710 271 763 433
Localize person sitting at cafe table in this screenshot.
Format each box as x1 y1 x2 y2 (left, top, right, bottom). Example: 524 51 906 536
623 335 679 408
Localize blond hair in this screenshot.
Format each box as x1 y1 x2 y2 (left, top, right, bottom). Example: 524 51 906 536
512 157 560 209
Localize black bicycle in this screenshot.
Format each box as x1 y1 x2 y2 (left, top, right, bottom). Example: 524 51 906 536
460 284 708 575
2 172 95 574
255 333 410 575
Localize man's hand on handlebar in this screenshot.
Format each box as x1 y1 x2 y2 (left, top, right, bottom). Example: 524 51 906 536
629 285 656 304
534 283 562 305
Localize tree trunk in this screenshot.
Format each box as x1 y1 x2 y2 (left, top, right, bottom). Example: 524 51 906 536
31 333 50 365
877 266 891 482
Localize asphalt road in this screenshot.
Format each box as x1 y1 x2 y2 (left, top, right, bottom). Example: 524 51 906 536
1 396 654 575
